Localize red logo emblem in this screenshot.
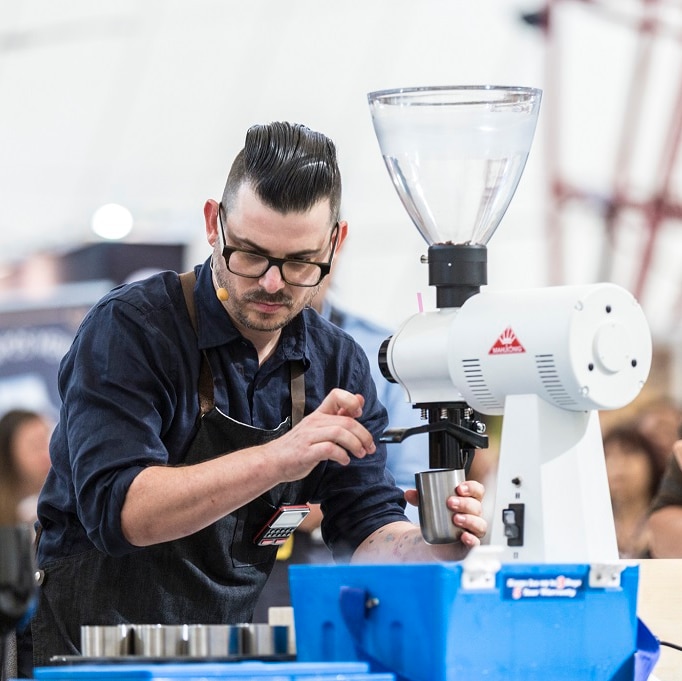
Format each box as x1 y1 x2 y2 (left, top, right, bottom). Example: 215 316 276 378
489 327 526 355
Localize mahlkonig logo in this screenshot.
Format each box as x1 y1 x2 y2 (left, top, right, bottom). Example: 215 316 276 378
489 327 526 355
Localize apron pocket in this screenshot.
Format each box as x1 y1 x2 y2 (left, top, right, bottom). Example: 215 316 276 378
230 496 280 567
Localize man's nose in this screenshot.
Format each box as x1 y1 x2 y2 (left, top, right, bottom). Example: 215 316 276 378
259 264 286 291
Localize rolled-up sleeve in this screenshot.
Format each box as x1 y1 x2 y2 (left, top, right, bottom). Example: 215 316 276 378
38 276 201 560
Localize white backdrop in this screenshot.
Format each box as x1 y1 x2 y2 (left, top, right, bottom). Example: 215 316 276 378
0 0 544 329
1 0 681 353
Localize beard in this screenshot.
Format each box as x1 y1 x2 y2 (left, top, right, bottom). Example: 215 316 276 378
228 285 320 333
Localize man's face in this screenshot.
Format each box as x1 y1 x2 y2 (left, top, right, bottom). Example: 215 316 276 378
213 184 336 336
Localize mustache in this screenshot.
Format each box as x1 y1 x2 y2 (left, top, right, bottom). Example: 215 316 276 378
243 290 294 308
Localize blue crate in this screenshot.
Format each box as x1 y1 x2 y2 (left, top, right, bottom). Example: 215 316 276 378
289 562 650 681
32 660 394 681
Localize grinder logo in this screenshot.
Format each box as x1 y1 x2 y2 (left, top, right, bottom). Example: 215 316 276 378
489 326 526 355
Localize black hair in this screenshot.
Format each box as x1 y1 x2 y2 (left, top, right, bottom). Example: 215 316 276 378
603 424 666 498
222 122 341 224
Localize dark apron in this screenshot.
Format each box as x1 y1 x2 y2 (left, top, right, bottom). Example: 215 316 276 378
29 272 318 667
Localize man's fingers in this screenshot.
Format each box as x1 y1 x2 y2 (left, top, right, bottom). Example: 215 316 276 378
455 480 485 502
318 421 376 458
318 389 365 418
404 489 419 507
313 390 375 455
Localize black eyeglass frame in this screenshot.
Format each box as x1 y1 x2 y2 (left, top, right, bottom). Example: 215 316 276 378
217 206 339 287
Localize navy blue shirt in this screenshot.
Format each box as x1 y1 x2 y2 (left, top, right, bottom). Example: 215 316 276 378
37 259 407 564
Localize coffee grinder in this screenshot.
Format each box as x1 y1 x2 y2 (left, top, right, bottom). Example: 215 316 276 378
367 86 652 562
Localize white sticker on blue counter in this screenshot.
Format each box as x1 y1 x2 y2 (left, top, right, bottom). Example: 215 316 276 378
503 574 585 600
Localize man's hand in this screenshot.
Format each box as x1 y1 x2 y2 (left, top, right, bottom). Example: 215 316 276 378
404 480 486 548
264 388 377 482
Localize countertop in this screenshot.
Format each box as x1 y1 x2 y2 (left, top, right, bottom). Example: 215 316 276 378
638 559 682 681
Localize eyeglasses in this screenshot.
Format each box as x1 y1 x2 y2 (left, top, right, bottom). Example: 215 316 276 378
217 207 338 287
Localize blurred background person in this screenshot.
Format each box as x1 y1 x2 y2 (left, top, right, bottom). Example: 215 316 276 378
603 424 665 559
0 409 51 681
0 409 53 526
634 396 682 473
647 438 682 558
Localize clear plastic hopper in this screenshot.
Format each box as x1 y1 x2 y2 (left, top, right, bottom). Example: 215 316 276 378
367 85 542 248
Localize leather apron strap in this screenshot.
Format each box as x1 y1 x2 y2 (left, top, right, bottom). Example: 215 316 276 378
179 271 214 415
290 362 305 427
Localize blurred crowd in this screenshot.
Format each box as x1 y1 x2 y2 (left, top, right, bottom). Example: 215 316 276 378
602 396 682 559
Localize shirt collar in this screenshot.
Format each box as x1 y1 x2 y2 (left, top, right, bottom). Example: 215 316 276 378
193 259 310 367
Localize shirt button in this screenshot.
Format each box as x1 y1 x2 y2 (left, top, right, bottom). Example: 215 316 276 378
34 569 45 585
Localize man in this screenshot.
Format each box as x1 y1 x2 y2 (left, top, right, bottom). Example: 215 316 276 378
27 122 486 671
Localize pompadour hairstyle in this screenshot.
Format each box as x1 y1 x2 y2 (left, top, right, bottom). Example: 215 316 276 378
222 122 341 224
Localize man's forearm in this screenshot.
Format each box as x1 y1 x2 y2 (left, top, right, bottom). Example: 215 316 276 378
120 444 276 547
351 522 471 563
